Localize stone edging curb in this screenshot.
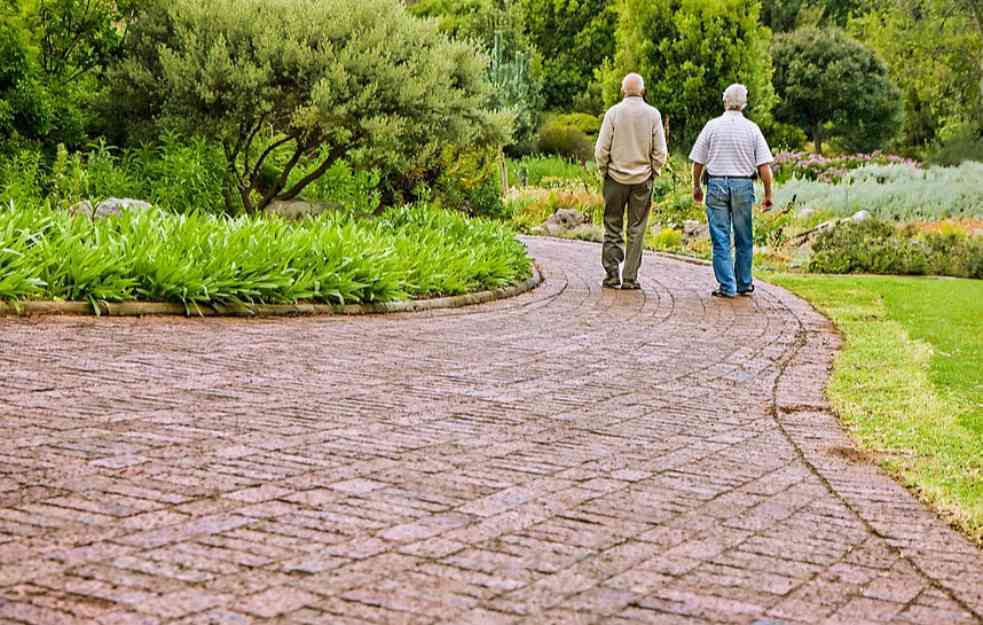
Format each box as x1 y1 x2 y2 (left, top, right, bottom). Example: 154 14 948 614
653 250 712 267
0 266 543 319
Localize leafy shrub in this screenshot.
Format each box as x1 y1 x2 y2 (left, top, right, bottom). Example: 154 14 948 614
299 158 382 217
648 228 683 251
131 133 227 213
809 218 983 278
0 146 46 206
431 146 506 219
112 0 509 213
547 113 603 136
929 134 983 167
0 203 532 305
537 122 593 162
652 194 702 229
754 208 796 247
773 162 983 221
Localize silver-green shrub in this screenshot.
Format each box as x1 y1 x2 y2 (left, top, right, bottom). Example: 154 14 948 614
774 162 983 220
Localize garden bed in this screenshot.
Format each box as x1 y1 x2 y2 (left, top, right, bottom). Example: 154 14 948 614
0 204 534 311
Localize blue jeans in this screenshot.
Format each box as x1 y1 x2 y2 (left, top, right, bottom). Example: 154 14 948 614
705 178 755 296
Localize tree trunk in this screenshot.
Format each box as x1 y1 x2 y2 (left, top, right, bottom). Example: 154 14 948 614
813 125 824 155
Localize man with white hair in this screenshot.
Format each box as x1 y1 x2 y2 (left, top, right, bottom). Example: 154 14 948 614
594 73 668 290
690 83 775 298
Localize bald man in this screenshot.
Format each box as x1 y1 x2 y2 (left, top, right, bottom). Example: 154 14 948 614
594 73 668 290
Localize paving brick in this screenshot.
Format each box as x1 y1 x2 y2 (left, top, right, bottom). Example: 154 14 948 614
1 238 981 625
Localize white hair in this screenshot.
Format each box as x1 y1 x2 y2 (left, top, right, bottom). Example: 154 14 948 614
723 84 749 111
622 73 645 97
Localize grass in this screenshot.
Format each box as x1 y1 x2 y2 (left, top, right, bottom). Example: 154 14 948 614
507 155 597 188
768 273 983 543
0 203 532 308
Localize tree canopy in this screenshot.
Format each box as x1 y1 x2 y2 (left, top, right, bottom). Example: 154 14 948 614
602 0 777 149
112 0 510 213
772 27 903 154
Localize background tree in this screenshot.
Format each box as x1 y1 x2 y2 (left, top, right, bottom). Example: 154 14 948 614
112 0 510 214
408 0 541 153
850 0 982 148
513 0 617 111
761 0 862 31
602 0 778 149
0 0 133 150
772 27 903 154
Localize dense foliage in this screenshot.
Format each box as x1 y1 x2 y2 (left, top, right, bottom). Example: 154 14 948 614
513 0 616 111
602 0 778 149
0 0 136 151
810 219 983 278
772 28 903 154
0 203 531 305
850 0 983 149
111 0 509 213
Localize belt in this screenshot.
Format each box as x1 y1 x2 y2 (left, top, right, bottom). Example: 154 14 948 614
707 175 754 179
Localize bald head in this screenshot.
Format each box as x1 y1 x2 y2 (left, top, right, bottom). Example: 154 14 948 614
621 73 645 98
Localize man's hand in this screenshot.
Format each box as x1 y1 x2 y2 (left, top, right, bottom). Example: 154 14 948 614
691 162 706 205
758 163 775 213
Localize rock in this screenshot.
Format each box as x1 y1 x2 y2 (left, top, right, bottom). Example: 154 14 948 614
796 207 816 219
93 198 154 220
265 200 338 220
683 219 709 240
546 208 586 230
851 210 871 223
68 200 95 219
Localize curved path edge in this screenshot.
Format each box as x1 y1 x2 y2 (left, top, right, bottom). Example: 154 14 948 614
652 241 983 617
765 276 983 619
0 265 543 318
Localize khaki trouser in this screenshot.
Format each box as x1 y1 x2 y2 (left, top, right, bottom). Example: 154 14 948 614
602 176 653 283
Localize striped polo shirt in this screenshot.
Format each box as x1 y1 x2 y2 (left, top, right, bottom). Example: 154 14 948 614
689 111 774 177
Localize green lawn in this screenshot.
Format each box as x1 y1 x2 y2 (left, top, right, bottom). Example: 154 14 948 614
767 273 983 543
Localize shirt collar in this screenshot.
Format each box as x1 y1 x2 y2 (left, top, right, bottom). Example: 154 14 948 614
724 110 745 117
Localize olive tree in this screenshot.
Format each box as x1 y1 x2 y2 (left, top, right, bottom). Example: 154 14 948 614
111 0 509 213
772 28 903 154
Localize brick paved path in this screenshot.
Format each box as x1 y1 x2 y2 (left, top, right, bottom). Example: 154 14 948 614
1 237 981 625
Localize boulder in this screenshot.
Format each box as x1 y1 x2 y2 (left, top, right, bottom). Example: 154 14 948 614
92 198 154 220
851 210 871 223
683 219 709 240
546 208 586 230
68 200 95 219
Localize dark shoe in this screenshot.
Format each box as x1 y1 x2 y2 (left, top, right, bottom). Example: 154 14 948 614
603 279 621 289
711 289 736 299
621 280 641 290
738 285 755 297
